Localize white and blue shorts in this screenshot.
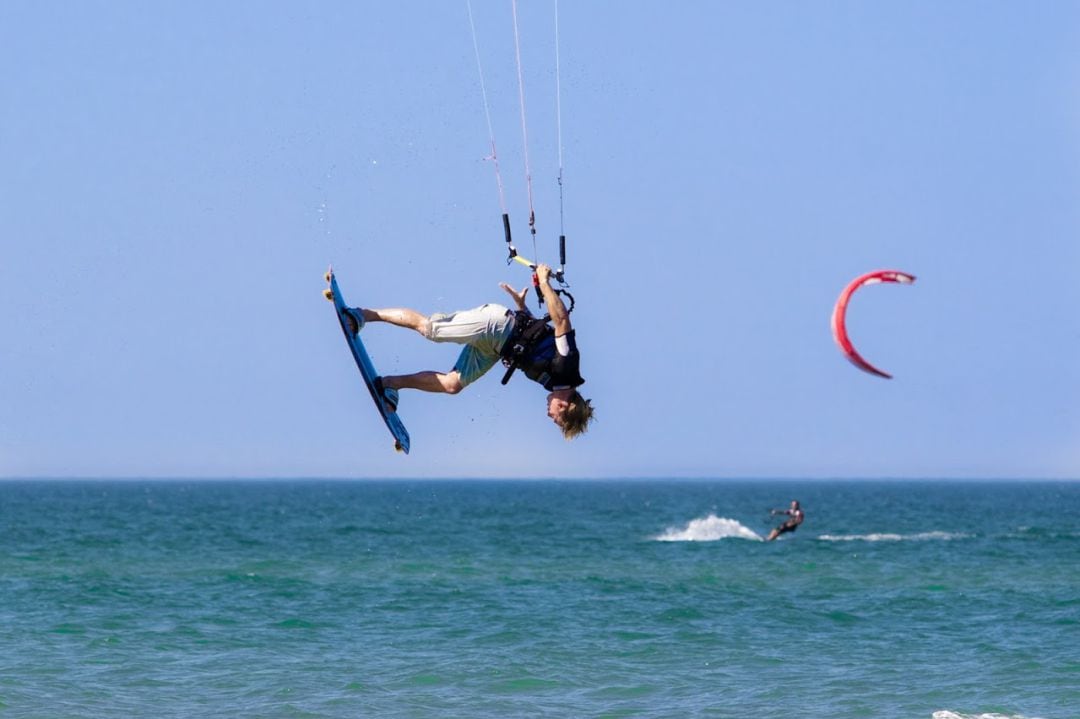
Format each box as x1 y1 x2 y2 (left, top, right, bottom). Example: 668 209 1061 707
424 304 516 387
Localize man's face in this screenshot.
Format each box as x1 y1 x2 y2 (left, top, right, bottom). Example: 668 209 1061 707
547 393 571 427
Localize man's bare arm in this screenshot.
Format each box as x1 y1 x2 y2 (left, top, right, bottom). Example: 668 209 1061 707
535 264 571 336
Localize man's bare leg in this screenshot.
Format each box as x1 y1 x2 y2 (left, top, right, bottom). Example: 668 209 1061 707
355 311 467 398
361 308 430 335
383 370 463 395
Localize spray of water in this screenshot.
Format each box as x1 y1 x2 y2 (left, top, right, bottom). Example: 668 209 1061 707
654 514 764 542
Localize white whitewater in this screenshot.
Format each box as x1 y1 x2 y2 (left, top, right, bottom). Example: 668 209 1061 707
654 514 764 542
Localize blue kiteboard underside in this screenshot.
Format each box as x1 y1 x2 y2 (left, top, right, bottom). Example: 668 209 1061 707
326 268 410 454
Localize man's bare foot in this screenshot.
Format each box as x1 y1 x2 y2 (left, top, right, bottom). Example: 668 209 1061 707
374 377 398 412
343 307 365 335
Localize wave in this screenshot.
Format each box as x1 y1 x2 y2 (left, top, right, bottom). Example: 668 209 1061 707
933 708 1049 712
818 531 971 542
654 514 763 542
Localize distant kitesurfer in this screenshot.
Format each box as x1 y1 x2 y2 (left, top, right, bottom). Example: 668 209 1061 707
766 500 804 541
341 263 594 439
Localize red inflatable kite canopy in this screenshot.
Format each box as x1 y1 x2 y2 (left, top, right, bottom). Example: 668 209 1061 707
830 270 916 379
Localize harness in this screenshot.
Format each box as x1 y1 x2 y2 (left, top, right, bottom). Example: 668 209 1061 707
499 310 553 385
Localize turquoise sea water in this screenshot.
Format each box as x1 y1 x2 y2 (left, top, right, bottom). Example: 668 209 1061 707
0 480 1076 718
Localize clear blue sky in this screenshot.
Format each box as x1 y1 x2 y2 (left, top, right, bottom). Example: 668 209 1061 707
2 2 1078 479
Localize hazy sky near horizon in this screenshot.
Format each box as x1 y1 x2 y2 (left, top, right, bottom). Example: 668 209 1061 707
2 2 1078 479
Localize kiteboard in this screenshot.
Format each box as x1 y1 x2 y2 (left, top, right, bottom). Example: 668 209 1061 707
323 268 410 454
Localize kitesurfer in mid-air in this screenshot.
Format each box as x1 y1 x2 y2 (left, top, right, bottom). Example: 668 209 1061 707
766 500 804 541
341 264 593 439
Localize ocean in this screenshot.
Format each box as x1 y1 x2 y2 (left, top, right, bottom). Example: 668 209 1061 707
0 479 1075 718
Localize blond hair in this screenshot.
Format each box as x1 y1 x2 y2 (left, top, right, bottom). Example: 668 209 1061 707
560 392 595 440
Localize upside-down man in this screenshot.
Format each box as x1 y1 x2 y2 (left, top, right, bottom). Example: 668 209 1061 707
341 264 593 439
